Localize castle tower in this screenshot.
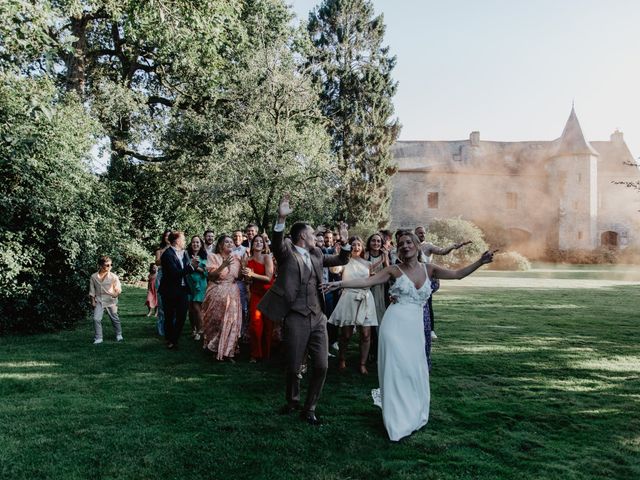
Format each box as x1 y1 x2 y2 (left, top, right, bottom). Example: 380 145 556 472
547 106 599 249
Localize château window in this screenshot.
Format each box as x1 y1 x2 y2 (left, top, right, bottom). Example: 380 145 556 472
428 192 439 209
506 192 517 210
578 231 583 240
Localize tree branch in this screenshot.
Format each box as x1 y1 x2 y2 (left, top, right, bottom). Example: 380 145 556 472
114 146 176 163
148 96 174 107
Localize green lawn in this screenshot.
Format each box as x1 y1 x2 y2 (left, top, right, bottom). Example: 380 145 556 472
1 275 639 480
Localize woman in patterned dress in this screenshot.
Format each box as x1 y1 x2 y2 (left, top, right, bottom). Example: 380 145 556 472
201 235 242 362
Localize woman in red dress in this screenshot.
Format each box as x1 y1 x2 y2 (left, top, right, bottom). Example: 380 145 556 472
243 234 274 363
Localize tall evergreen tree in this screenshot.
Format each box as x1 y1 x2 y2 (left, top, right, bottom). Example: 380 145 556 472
307 0 400 228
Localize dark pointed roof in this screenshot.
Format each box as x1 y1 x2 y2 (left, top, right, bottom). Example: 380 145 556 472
555 106 599 156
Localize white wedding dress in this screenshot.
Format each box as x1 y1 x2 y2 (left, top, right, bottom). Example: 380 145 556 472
374 266 432 441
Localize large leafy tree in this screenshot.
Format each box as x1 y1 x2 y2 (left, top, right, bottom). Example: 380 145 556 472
0 72 123 333
307 0 400 228
216 32 338 233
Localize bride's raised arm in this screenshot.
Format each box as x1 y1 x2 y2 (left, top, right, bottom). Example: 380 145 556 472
322 264 400 293
428 250 497 280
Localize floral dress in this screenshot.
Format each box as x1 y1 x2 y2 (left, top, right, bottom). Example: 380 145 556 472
201 254 242 359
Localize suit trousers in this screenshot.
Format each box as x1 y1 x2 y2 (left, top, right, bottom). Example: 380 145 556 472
163 289 189 345
283 310 328 413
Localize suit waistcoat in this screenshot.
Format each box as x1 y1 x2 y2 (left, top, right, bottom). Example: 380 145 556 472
289 261 321 316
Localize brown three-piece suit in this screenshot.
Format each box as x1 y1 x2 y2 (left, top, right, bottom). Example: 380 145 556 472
258 227 351 413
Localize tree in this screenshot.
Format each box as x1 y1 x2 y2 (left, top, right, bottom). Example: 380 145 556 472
208 18 338 233
0 73 128 333
307 0 400 228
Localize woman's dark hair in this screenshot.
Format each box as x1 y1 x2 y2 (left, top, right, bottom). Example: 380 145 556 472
187 235 208 260
215 234 232 254
250 233 271 255
365 232 383 253
348 235 364 258
149 263 157 274
159 229 172 248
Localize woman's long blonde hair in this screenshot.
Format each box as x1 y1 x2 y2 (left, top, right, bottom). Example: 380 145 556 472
396 230 427 263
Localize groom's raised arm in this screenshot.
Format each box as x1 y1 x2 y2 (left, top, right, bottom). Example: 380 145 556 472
270 194 294 264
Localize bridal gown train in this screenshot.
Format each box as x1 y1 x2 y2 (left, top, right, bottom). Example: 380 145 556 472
375 267 432 441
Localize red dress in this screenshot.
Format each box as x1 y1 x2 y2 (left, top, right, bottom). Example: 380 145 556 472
248 258 273 360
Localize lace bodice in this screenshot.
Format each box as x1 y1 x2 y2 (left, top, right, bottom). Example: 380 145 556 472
388 270 432 306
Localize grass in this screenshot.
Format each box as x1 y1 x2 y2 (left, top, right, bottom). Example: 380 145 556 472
1 273 639 480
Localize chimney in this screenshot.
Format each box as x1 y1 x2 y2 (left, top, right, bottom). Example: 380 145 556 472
610 129 624 144
470 131 480 147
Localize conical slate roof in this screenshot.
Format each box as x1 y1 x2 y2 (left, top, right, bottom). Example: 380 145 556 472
555 106 599 156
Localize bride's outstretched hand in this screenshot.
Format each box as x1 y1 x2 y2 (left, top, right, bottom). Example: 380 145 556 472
480 249 499 264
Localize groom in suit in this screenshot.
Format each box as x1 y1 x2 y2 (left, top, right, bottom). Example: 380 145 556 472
258 194 351 425
159 231 198 349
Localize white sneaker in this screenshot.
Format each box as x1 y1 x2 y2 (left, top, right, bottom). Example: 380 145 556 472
430 331 438 340
116 335 124 342
93 338 103 345
331 341 339 352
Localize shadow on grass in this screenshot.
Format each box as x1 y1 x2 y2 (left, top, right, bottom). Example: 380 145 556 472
0 284 638 479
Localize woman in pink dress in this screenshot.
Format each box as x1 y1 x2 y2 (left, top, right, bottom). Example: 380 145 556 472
145 263 158 316
201 234 242 362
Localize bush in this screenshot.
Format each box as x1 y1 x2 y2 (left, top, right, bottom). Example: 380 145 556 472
0 75 120 334
545 247 619 264
424 217 488 267
488 251 531 271
109 239 153 282
545 247 640 265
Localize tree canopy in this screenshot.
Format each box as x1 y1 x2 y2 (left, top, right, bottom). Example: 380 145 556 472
0 0 400 333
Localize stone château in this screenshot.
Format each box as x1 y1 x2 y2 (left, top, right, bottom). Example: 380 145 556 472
390 107 640 256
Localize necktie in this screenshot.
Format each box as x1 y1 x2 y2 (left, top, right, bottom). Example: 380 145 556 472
302 251 311 269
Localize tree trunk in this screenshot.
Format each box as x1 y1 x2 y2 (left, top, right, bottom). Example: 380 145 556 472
65 16 88 96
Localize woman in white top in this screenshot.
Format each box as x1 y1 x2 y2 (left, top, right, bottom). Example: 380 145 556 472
328 236 378 374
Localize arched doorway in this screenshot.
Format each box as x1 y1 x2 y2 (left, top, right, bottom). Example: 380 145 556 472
601 231 619 248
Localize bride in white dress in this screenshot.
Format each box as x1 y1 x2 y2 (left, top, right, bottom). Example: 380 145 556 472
323 231 495 441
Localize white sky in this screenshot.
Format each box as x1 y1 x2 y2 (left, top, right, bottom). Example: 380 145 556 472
291 0 640 158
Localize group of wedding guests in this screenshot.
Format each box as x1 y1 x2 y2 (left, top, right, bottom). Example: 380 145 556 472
140 221 470 371
143 226 273 363
88 200 493 441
